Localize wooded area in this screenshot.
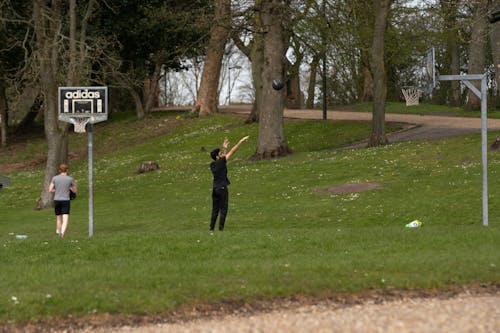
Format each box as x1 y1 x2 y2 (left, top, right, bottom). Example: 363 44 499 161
0 0 499 208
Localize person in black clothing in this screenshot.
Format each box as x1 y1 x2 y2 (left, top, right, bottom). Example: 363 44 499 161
209 135 249 232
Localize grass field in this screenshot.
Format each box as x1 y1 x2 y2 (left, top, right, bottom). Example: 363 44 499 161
0 110 499 323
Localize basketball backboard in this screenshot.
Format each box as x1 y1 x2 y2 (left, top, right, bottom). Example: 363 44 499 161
58 86 108 132
424 47 436 92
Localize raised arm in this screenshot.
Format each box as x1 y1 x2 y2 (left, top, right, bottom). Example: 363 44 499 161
224 136 250 160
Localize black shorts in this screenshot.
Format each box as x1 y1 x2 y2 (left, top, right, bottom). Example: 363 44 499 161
54 200 70 215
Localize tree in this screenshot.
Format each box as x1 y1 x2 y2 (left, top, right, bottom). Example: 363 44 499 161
253 0 291 159
284 1 318 109
0 0 32 147
95 1 211 119
0 80 7 147
32 0 66 209
466 0 489 111
491 2 500 106
231 0 266 123
284 36 304 109
0 16 9 147
232 1 313 122
348 0 376 102
32 0 100 209
440 0 462 106
58 0 97 163
194 0 231 117
384 3 437 101
368 0 392 147
305 53 321 108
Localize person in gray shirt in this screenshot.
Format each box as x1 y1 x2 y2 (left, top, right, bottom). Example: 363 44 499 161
49 164 77 238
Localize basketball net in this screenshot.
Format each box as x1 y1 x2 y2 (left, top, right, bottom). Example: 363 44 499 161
401 87 422 106
70 117 91 133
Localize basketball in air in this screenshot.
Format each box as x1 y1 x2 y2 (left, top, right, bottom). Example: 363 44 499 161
272 79 285 91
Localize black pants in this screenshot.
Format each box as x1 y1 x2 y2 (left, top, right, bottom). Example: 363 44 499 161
210 186 228 231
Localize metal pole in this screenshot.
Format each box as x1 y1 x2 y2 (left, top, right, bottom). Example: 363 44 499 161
322 0 327 120
88 122 94 236
438 73 489 227
480 76 488 227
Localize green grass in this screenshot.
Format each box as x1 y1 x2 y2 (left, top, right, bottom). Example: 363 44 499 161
0 112 499 323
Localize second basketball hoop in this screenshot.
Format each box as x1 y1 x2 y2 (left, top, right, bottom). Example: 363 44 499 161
401 86 422 106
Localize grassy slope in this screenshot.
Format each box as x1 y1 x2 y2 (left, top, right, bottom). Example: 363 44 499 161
0 110 499 322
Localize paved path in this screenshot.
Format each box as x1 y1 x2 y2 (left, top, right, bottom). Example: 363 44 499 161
220 105 500 143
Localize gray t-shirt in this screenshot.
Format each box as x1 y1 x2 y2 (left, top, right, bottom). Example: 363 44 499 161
51 174 75 201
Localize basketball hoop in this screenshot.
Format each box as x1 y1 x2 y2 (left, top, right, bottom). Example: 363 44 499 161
58 86 108 134
401 86 422 106
69 116 91 133
57 86 109 237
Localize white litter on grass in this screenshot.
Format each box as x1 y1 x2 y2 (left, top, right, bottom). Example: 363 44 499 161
405 220 423 228
15 235 28 239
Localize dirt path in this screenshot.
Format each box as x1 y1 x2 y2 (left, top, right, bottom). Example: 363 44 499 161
82 293 499 333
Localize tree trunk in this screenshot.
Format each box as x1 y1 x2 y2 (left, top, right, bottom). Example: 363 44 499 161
490 2 500 107
34 0 65 209
60 0 97 162
440 0 461 106
195 0 231 117
285 53 303 109
0 80 8 147
131 87 146 119
69 0 77 85
306 53 321 109
230 0 266 123
33 0 97 208
253 0 290 159
112 71 146 119
449 42 460 106
247 37 265 123
285 76 302 109
144 62 162 114
466 0 489 111
368 0 391 147
244 0 265 124
362 64 374 102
